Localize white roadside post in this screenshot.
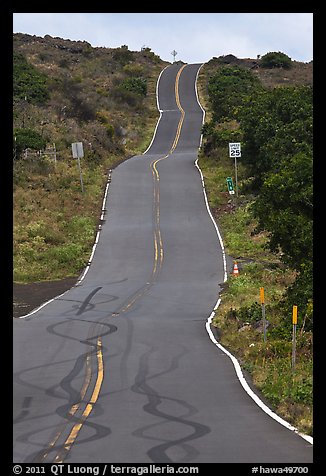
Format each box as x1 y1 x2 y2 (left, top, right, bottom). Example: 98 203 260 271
228 142 241 198
292 305 298 372
260 287 267 343
72 142 84 193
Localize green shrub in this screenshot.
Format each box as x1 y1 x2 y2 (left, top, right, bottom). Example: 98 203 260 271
120 77 147 96
123 64 144 76
14 128 47 158
260 51 292 69
112 46 133 65
208 66 262 122
202 121 243 148
236 302 262 324
13 52 50 104
110 86 142 108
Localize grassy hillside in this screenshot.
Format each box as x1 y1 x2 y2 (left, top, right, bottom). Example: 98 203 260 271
13 33 168 283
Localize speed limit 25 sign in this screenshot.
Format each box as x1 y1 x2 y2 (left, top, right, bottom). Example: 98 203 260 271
229 142 241 158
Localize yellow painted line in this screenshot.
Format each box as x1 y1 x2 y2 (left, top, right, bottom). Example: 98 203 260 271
175 65 186 111
170 64 186 152
156 228 163 262
47 63 187 463
149 64 187 280
54 337 104 463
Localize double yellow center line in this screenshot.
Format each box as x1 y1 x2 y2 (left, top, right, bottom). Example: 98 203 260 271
37 63 187 463
54 338 104 463
36 334 104 464
151 63 186 277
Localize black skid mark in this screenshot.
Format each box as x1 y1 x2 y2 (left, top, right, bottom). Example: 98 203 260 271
131 347 211 463
13 396 33 424
13 317 117 406
75 286 101 315
21 411 112 463
46 318 118 343
45 318 117 412
15 318 117 462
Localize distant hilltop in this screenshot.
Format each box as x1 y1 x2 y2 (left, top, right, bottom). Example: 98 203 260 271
206 52 313 88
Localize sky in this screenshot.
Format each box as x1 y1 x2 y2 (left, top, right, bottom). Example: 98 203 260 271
12 13 313 64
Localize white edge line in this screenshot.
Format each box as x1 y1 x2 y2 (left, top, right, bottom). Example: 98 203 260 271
18 65 170 319
194 64 227 283
194 64 313 446
143 65 170 155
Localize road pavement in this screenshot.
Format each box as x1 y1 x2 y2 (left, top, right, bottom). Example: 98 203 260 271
13 63 313 464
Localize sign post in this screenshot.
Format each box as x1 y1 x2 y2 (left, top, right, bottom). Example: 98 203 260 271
171 50 178 63
72 142 84 193
228 142 241 198
292 305 298 372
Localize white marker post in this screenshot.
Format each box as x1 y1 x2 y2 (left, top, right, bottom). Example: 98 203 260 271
260 287 266 343
292 306 298 372
72 142 84 193
228 142 241 198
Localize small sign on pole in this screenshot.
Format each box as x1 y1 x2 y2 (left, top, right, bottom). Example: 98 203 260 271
226 177 235 195
72 142 84 159
228 142 241 158
71 142 84 193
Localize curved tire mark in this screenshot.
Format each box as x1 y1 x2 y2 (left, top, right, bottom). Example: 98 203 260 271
131 346 210 463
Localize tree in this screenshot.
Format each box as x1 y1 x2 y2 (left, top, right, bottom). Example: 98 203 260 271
251 152 312 270
207 66 262 122
112 46 133 65
251 150 313 318
237 86 313 188
260 51 292 69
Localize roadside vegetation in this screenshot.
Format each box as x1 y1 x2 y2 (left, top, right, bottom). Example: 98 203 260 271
197 52 313 435
13 33 168 282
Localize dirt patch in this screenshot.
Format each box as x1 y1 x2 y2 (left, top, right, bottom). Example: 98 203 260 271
13 277 78 318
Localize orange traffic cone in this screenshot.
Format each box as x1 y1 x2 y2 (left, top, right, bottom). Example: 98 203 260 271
232 261 240 276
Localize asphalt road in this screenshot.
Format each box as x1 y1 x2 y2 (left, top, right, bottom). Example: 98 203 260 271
13 63 313 464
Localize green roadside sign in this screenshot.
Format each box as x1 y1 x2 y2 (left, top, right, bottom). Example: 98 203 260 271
226 177 235 195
